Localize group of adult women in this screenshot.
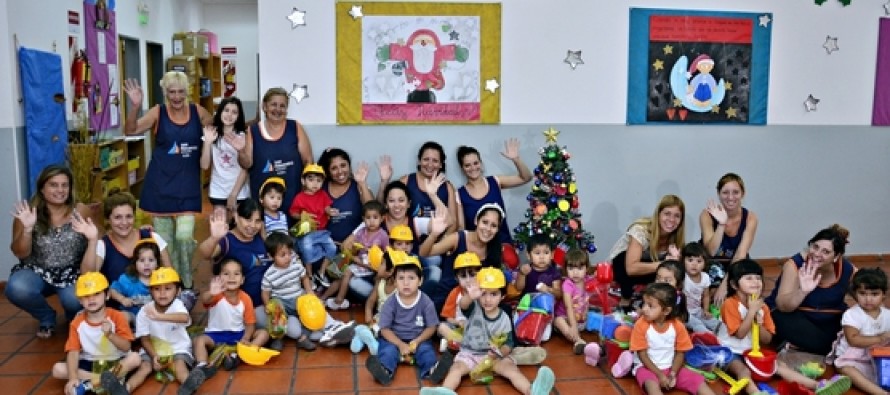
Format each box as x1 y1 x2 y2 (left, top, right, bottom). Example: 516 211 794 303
5 71 537 337
608 173 856 356
3 72 862 360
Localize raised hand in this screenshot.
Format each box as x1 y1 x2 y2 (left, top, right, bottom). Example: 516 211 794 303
706 199 728 225
71 211 98 241
123 79 144 107
466 281 482 300
377 155 392 181
520 264 532 276
429 208 448 235
209 276 225 296
11 200 37 230
208 213 229 239
501 137 521 160
202 125 218 144
143 303 159 320
101 317 114 335
424 172 446 195
354 162 369 184
798 258 822 293
224 132 246 151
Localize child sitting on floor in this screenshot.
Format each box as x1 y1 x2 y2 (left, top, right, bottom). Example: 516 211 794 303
681 242 720 333
717 259 852 395
419 268 556 395
827 268 890 395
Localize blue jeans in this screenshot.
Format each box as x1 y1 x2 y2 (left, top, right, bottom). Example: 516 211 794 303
5 268 82 327
377 337 437 377
296 230 338 264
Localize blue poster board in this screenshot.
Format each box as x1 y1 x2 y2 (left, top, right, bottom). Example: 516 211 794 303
19 47 68 195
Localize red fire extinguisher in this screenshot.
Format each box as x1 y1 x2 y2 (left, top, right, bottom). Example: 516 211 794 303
71 50 91 112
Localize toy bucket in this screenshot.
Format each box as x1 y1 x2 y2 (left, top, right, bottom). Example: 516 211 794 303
743 349 778 381
686 344 733 371
605 339 626 370
871 346 890 390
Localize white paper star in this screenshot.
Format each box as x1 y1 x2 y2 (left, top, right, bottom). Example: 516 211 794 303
823 36 839 54
287 8 307 29
348 5 363 20
564 50 584 70
484 78 500 93
804 94 820 112
759 14 772 28
290 84 309 103
884 0 890 15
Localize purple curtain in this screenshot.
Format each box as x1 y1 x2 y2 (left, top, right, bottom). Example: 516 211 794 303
872 18 890 125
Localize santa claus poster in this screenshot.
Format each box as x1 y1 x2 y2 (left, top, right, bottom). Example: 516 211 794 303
626 8 772 125
336 2 501 124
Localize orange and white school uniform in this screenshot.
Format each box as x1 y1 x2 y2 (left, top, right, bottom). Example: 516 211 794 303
629 318 706 393
65 308 135 370
717 295 776 355
203 291 257 345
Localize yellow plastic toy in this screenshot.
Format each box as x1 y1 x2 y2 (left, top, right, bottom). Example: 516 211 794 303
265 299 288 339
289 211 318 237
296 294 327 331
714 367 749 395
368 245 385 271
236 343 281 366
469 332 509 384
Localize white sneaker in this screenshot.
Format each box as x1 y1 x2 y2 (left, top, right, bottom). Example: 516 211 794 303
439 338 448 353
319 320 355 345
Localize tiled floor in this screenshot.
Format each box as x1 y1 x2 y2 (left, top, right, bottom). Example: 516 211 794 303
1 259 884 394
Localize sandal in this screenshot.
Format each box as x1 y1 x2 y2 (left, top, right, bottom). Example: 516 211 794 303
36 326 54 339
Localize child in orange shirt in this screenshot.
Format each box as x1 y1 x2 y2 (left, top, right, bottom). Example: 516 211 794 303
437 252 481 351
630 283 714 395
717 259 851 395
51 272 141 395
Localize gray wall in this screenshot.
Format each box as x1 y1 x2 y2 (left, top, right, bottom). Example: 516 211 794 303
303 124 890 261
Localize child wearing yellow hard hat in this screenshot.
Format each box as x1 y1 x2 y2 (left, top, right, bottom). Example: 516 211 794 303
437 251 483 352
289 164 340 293
51 272 142 395
419 268 556 395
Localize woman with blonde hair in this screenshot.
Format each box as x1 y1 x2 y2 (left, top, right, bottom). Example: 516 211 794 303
123 71 212 290
608 194 686 311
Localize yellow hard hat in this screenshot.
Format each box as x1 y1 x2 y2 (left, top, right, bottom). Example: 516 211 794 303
302 163 325 177
236 343 280 366
477 267 505 289
259 176 286 193
388 225 413 241
390 250 422 269
368 245 385 271
76 272 109 297
296 294 326 331
453 251 482 270
149 267 181 287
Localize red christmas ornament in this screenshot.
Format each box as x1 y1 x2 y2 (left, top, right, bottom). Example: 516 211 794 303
553 185 567 195
553 246 566 267
595 262 613 284
571 195 580 208
502 243 519 270
569 219 579 230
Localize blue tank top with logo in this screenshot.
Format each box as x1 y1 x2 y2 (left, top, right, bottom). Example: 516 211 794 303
217 233 271 308
326 181 363 243
406 173 449 218
248 120 303 212
140 104 203 213
100 228 153 283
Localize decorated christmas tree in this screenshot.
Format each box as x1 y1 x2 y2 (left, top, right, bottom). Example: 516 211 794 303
513 128 596 263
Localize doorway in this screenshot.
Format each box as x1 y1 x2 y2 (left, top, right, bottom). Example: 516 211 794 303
118 35 141 121
146 41 164 108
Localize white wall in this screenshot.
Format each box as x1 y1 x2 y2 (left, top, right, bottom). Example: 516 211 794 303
202 2 258 115
254 0 890 259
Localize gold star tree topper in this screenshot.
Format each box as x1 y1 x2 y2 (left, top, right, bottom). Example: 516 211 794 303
543 127 560 143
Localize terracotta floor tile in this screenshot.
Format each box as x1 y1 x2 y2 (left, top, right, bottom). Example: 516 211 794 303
293 366 354 392
0 374 43 393
131 377 167 394
359 389 427 395
546 354 604 379
18 334 68 353
540 338 573 356
228 369 294 393
355 362 420 390
30 376 67 395
0 334 38 353
0 317 43 335
0 353 61 374
295 347 354 367
0 303 24 319
445 384 492 394
192 370 233 395
555 378 623 394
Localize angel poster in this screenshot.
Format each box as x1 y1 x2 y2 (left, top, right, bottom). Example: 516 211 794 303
627 8 772 125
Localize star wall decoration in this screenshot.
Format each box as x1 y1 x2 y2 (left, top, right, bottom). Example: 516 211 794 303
823 36 839 54
348 5 363 19
290 84 309 103
759 14 772 27
804 94 820 112
884 0 890 15
564 50 584 70
287 8 307 29
449 30 460 41
484 78 500 93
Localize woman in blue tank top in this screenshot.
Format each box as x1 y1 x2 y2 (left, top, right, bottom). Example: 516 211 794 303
765 225 853 355
123 72 212 290
95 191 172 284
237 88 314 216
455 138 533 244
419 204 505 312
379 141 457 233
699 173 759 304
317 148 376 243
